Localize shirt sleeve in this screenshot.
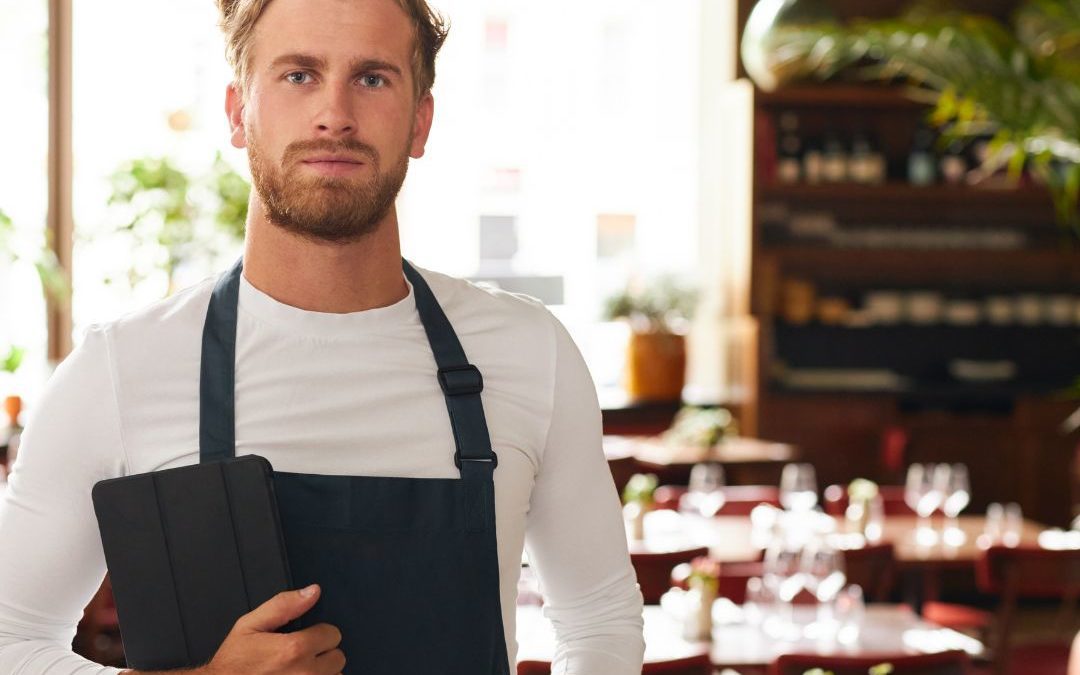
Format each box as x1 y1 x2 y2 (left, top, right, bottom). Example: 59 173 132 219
523 316 645 675
0 327 127 674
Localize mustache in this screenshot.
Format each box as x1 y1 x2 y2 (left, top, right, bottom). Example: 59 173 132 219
284 139 379 165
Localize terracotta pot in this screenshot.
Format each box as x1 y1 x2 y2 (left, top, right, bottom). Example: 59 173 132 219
3 395 21 426
625 331 686 402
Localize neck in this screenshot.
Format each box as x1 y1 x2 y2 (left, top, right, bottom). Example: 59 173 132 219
241 199 409 314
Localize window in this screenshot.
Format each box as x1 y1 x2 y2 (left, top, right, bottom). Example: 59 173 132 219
402 0 704 390
0 0 50 400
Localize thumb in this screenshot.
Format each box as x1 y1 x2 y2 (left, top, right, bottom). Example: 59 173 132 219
238 584 320 633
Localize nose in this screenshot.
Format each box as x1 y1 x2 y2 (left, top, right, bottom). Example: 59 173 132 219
314 81 357 136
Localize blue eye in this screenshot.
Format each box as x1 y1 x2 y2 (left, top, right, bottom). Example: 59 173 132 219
360 74 386 88
285 71 311 84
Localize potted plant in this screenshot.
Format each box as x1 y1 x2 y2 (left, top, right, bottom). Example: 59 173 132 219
603 277 697 401
662 406 739 450
621 472 659 541
756 0 1080 239
682 556 721 641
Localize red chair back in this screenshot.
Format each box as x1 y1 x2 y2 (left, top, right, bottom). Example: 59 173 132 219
823 484 917 516
841 542 897 602
671 559 765 604
519 653 712 674
771 650 970 675
631 547 710 604
607 455 638 497
975 545 1080 599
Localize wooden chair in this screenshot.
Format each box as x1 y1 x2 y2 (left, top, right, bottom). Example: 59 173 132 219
671 559 765 604
842 542 897 603
72 575 125 667
976 545 1080 675
770 649 971 675
631 546 710 604
607 455 639 497
653 484 782 515
823 484 918 516
519 653 712 674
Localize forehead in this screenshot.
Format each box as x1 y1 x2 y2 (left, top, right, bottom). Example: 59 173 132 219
250 0 415 72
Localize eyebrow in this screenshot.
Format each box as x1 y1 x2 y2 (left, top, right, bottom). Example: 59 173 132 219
266 53 404 79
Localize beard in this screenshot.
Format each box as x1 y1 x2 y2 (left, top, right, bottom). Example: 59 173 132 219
247 132 410 244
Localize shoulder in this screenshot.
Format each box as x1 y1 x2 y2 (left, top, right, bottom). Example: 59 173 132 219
412 264 558 343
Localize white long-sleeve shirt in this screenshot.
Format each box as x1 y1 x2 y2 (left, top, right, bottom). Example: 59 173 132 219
0 264 645 674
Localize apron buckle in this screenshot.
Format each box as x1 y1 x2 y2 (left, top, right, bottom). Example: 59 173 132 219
455 454 498 470
438 364 484 396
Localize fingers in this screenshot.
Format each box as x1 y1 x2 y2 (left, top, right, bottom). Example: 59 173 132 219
292 622 343 656
237 584 320 632
313 647 347 674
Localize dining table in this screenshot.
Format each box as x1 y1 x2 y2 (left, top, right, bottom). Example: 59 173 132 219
630 509 1048 567
604 435 799 486
515 602 984 674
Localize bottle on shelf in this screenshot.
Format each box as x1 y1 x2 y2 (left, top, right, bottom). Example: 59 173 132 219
940 140 969 185
803 136 825 185
908 124 937 186
776 112 803 185
848 130 887 185
821 131 848 183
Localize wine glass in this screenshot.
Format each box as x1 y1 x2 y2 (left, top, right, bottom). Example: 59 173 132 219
763 541 804 638
941 464 970 546
802 540 847 635
905 463 940 545
780 463 818 512
685 462 726 517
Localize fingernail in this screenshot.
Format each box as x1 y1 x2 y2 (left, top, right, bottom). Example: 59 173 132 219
299 584 317 598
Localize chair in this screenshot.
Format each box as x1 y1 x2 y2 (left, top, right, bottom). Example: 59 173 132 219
653 484 782 515
72 575 125 666
607 454 638 497
842 542 897 602
823 484 918 516
519 653 712 674
631 546 710 604
671 559 766 604
770 650 971 675
976 546 1080 675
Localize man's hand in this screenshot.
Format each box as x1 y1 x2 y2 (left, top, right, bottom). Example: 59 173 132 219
123 584 345 675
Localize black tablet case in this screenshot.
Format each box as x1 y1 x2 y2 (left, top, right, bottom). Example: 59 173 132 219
92 454 294 671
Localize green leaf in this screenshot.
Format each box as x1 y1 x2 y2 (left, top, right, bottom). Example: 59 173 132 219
2 345 25 375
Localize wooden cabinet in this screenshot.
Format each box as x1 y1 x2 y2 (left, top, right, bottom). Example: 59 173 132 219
725 0 1080 525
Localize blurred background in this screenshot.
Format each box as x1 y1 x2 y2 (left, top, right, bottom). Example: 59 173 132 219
1 0 1079 673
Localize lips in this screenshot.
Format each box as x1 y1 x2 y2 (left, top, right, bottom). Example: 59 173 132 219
302 155 364 165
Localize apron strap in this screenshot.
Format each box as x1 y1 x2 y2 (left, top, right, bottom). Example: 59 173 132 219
402 261 498 471
199 257 499 477
199 257 243 463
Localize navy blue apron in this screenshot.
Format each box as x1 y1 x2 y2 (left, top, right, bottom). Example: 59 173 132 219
199 258 511 674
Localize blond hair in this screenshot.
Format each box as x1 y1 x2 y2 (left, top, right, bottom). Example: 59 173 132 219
216 0 448 100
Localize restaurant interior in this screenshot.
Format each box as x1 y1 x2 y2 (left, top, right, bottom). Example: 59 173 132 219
2 0 1079 673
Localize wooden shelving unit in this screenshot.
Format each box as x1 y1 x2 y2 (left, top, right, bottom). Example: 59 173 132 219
726 0 1080 526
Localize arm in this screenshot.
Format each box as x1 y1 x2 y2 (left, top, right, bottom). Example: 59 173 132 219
523 317 645 675
0 328 128 674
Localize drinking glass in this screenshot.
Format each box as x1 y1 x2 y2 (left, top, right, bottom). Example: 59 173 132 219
834 584 865 645
906 463 941 545
941 464 970 546
984 502 1004 542
1003 502 1023 547
802 540 847 635
763 541 804 638
685 462 726 517
743 576 775 627
780 463 818 512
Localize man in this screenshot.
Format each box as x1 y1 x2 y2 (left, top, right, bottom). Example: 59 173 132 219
0 0 646 672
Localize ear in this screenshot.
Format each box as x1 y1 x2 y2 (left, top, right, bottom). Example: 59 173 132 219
408 92 435 159
225 82 248 149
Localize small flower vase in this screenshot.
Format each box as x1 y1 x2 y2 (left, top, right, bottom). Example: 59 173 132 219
623 500 649 541
681 579 716 641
